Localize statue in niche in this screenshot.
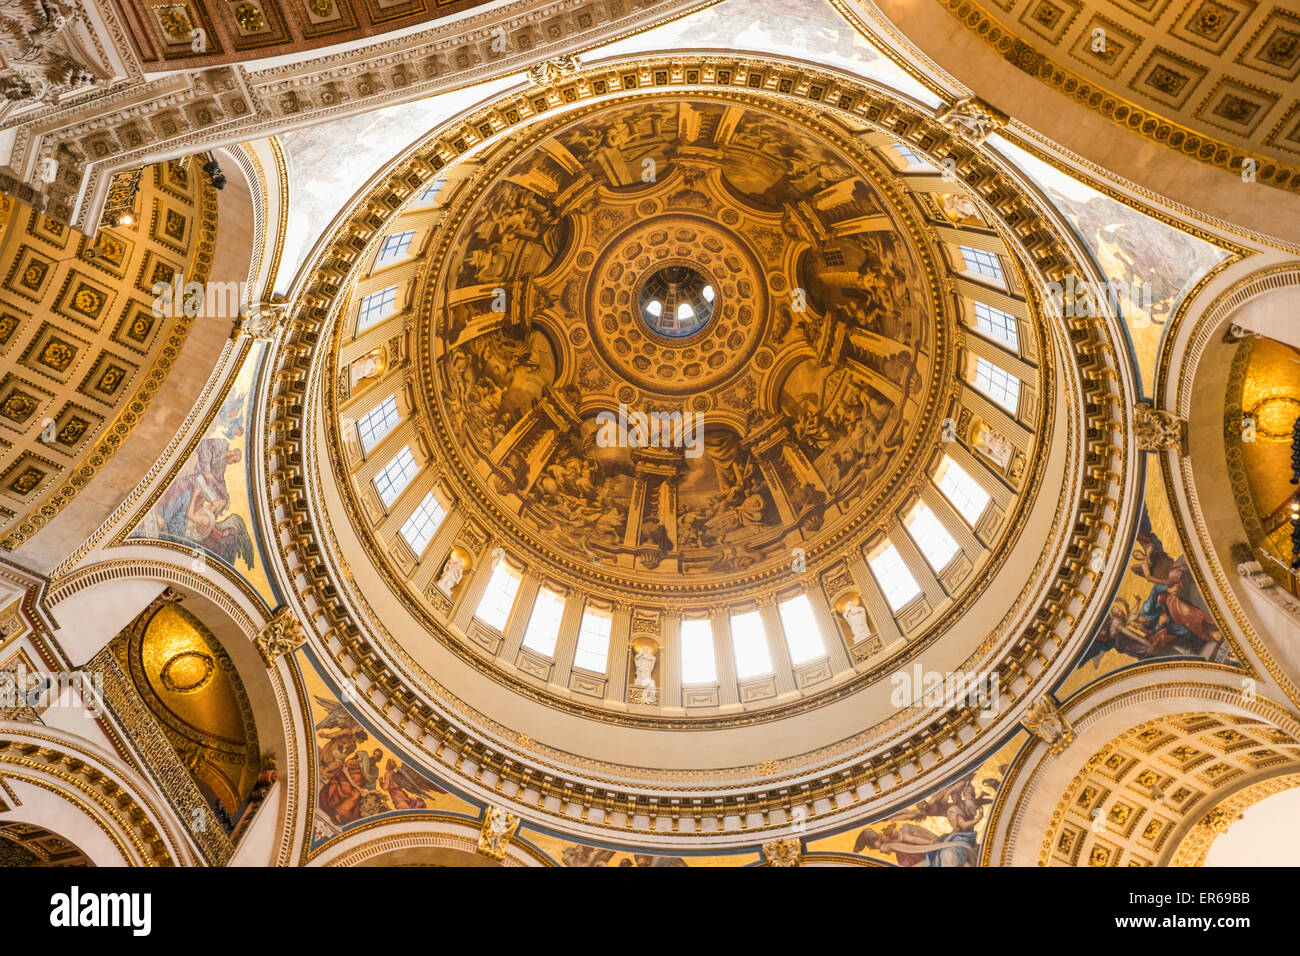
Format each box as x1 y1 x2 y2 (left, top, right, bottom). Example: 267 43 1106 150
838 596 872 644
348 347 386 394
971 419 1013 469
437 553 465 594
941 193 979 224
632 643 658 704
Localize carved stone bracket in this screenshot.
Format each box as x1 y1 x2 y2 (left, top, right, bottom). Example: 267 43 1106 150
1236 559 1300 622
526 54 580 87
254 608 305 666
762 838 803 867
935 96 1008 146
234 299 292 341
1021 694 1075 755
1133 401 1186 453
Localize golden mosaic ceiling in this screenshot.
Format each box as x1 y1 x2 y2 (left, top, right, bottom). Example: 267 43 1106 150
0 163 216 551
931 0 1300 186
421 97 954 597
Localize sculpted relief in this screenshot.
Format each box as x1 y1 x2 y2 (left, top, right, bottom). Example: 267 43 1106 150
423 97 939 586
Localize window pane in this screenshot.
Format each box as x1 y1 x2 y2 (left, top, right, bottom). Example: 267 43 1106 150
904 502 960 571
418 179 446 202
522 587 566 658
475 562 521 631
399 491 446 555
357 286 398 334
374 446 419 508
573 605 612 674
376 230 415 266
680 618 717 684
869 544 922 611
777 594 826 665
357 395 400 453
972 356 1020 413
730 610 772 679
959 246 1005 286
892 142 930 168
935 456 991 526
973 301 1019 349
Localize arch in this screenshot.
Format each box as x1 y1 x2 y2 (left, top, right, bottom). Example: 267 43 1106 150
5 158 260 574
1157 260 1300 705
0 724 197 866
846 0 1300 244
990 670 1300 865
42 561 310 866
308 818 547 867
1168 772 1300 866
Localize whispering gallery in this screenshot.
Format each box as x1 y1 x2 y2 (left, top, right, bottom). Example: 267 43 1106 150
0 0 1296 879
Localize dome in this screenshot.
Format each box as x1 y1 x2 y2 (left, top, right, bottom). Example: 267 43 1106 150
295 55 1122 844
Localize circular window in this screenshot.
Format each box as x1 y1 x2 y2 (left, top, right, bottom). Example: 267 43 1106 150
637 264 716 338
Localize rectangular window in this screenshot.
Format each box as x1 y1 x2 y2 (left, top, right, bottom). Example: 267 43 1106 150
356 286 398 334
973 301 1019 349
373 445 419 508
572 605 613 674
521 586 566 658
935 456 991 526
904 501 960 572
972 356 1021 413
418 179 446 203
399 491 446 556
960 246 1005 286
375 230 415 266
357 395 400 454
729 610 773 679
869 544 922 611
475 561 521 632
893 142 928 167
680 618 717 685
777 594 826 665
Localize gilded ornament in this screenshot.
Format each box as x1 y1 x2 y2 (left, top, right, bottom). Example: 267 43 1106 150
763 838 802 866
233 3 264 31
477 805 519 860
1133 401 1186 452
254 608 305 665
1021 695 1075 755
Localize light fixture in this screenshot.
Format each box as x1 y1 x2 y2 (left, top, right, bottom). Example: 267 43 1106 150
115 211 135 227
200 150 226 190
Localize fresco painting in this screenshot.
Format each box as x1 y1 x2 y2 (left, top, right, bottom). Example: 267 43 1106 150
300 656 479 848
128 343 279 607
1056 465 1239 700
519 827 755 866
806 733 1023 867
995 140 1231 395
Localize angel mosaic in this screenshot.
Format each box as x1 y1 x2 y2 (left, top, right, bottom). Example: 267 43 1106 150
132 388 254 571
1084 510 1225 665
851 774 997 867
313 695 444 827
